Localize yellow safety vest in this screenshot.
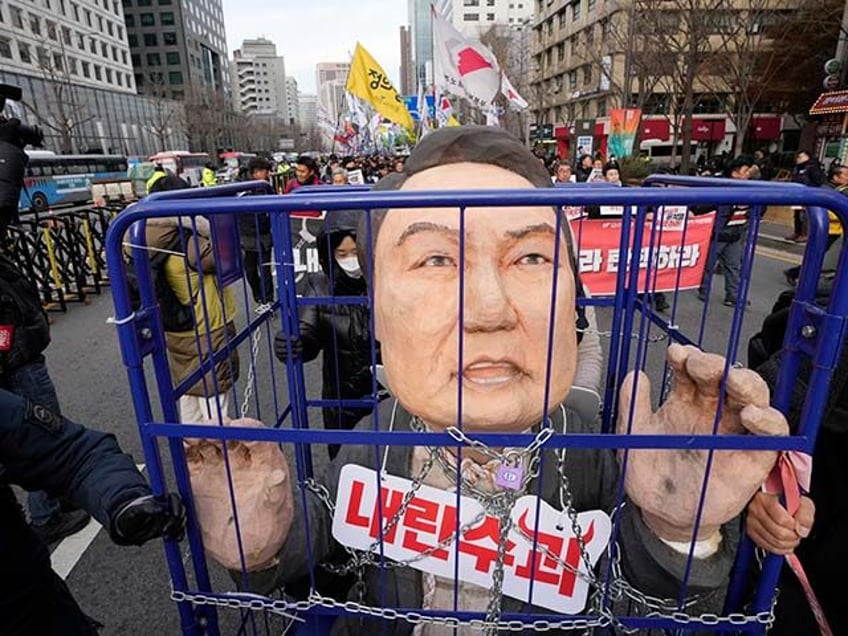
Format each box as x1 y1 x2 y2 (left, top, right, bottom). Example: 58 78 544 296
201 167 217 187
146 171 166 194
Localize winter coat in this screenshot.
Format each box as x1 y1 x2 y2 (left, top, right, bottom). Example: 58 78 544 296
284 175 323 217
792 159 826 188
297 209 376 430
0 117 42 226
127 217 239 397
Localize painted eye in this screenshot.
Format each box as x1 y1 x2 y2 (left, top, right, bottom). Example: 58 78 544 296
516 253 550 266
420 254 456 268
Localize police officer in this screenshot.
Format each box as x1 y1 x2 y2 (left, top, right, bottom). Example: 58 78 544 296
1 388 185 635
201 162 217 187
0 83 44 231
145 164 167 195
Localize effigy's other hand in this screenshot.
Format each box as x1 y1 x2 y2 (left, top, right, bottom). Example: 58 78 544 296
746 492 814 555
618 343 788 542
186 417 293 571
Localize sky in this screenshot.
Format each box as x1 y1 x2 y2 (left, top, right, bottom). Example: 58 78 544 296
222 0 407 95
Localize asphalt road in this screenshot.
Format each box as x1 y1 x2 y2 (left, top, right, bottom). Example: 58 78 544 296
30 239 803 636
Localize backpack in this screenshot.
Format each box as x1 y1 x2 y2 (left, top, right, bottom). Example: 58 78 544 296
126 229 196 333
0 253 50 374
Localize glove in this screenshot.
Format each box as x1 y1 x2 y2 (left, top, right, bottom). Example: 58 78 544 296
111 493 186 546
274 331 303 362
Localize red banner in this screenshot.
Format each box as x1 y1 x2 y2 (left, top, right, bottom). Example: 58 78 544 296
568 211 716 296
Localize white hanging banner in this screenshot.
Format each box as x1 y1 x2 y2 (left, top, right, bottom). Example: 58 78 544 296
332 464 611 615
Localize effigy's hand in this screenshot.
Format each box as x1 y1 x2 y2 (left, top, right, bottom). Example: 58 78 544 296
186 417 293 571
618 344 788 542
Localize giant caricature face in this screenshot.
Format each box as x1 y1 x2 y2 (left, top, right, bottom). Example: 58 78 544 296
372 162 578 432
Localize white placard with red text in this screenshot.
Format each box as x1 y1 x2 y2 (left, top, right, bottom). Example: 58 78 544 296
331 464 611 614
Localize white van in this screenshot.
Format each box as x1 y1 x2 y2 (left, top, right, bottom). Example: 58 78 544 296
639 139 698 168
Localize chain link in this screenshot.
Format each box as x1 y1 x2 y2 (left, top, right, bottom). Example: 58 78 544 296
239 303 274 419
578 327 676 344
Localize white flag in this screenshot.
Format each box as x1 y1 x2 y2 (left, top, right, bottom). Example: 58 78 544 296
432 9 500 108
501 73 529 110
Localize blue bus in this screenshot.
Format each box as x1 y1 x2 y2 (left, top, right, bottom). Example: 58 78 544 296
20 152 129 212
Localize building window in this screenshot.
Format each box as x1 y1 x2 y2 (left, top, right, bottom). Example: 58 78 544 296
572 0 581 21
97 15 102 31
138 0 151 4
94 64 101 80
59 0 66 14
122 0 130 5
134 72 143 86
105 67 112 83
139 12 154 25
53 51 62 70
62 26 71 45
18 41 31 63
556 42 564 61
131 53 139 65
111 45 118 61
159 11 173 24
166 51 178 64
68 56 76 74
100 42 107 56
570 35 578 56
143 33 157 45
89 37 96 53
10 6 22 28
121 49 126 64
0 37 11 59
568 69 577 89
127 33 137 46
597 97 606 117
146 52 160 65
125 14 133 26
163 31 176 44
486 12 494 20
588 0 596 10
107 21 113 36
84 9 91 26
43 0 50 9
117 25 122 38
77 32 84 49
125 72 131 85
82 60 90 77
47 20 57 40
168 70 182 84
583 64 591 84
29 14 40 35
116 71 122 85
71 2 78 20
36 46 48 66
158 0 171 4
112 0 118 12
486 0 494 4
463 12 479 20
462 0 479 5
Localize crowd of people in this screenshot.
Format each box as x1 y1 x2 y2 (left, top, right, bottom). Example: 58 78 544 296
2 117 847 635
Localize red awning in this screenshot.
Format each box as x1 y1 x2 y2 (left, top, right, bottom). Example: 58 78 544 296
749 116 781 140
640 119 670 142
810 90 848 115
690 118 726 141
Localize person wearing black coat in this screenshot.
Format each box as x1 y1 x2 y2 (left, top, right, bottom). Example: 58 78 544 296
0 84 43 231
237 157 274 303
787 150 826 243
274 209 379 459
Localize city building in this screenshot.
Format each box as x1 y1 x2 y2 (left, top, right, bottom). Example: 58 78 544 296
0 0 136 93
408 0 453 87
529 0 800 161
230 37 288 120
399 25 414 95
285 76 298 127
315 61 349 124
298 92 317 130
451 0 534 37
122 0 229 101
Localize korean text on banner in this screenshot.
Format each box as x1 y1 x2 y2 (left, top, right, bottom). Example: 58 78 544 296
347 42 415 132
608 109 642 159
570 211 716 295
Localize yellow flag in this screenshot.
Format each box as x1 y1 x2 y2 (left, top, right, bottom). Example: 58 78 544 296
447 115 460 127
347 42 415 132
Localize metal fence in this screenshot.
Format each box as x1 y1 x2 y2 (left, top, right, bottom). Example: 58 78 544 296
104 179 848 635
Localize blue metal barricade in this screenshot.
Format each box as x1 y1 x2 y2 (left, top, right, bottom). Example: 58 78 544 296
104 179 848 635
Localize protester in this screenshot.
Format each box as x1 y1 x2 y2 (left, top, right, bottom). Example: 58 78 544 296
130 175 240 423
698 156 753 307
575 153 594 182
553 161 575 184
283 155 322 194
237 157 275 304
0 387 185 635
603 160 622 186
274 210 378 460
787 150 826 243
331 167 349 185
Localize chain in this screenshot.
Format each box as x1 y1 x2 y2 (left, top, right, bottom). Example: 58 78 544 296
578 327 675 344
239 303 274 419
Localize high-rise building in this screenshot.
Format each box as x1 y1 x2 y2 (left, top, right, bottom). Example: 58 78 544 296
408 0 452 87
450 0 533 38
230 38 288 119
315 62 349 124
399 25 414 96
0 0 136 93
285 76 299 127
298 92 317 129
123 0 229 100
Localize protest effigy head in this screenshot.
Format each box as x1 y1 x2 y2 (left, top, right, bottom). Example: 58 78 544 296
357 125 579 433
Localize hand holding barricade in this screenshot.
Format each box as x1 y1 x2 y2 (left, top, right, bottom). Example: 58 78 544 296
619 343 789 542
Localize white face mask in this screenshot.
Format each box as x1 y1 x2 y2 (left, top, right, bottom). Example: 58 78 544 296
336 256 361 278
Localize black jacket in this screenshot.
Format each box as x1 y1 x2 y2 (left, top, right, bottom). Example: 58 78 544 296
0 117 42 224
236 180 273 252
792 159 826 188
297 210 376 429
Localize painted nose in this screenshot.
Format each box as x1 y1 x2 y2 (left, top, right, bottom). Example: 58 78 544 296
462 262 518 333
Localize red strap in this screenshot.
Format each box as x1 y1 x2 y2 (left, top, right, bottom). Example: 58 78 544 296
765 455 833 636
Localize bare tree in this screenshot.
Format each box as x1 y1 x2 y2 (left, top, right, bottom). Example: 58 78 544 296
183 81 231 154
24 19 94 153
140 72 186 151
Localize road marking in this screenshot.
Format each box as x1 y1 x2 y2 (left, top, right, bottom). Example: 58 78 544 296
755 245 802 265
53 464 146 580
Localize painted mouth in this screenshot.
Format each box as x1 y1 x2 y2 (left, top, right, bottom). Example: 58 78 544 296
462 360 523 387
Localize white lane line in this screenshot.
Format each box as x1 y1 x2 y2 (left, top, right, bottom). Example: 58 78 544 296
53 464 146 580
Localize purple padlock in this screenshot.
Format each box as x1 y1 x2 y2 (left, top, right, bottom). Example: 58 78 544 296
495 464 524 491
